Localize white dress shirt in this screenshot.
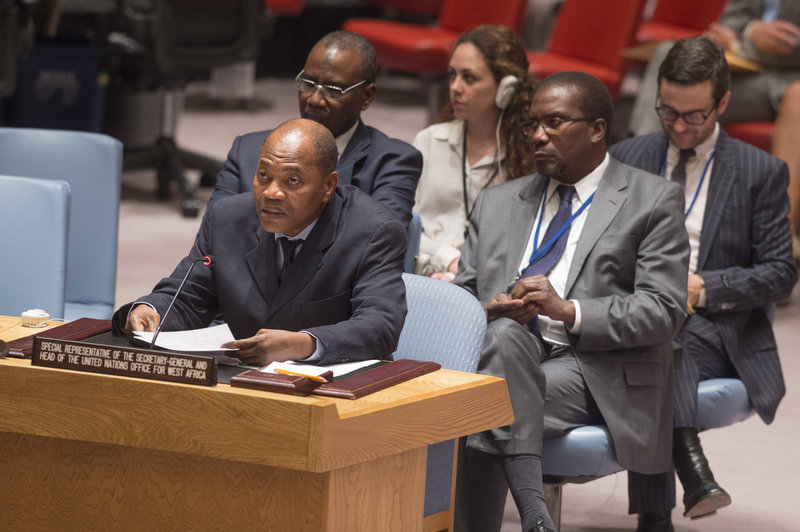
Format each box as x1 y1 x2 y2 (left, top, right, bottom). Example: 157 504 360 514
665 124 717 276
517 153 609 345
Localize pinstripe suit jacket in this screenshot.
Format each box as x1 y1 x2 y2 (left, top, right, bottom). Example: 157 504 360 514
610 130 796 423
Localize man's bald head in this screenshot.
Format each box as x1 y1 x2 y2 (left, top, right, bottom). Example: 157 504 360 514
269 118 339 176
254 119 339 237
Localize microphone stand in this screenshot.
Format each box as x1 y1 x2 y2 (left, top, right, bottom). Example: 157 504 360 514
149 255 212 350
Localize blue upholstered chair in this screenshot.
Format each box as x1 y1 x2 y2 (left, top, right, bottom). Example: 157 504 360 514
541 378 755 530
0 127 123 320
0 174 71 319
394 273 487 531
404 211 422 273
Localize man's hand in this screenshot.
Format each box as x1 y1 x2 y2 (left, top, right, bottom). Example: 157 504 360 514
486 292 538 324
687 273 705 308
222 329 315 366
705 23 737 50
125 304 160 334
749 20 800 57
509 275 576 327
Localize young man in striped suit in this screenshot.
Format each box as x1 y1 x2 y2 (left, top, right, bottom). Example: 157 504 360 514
610 36 797 532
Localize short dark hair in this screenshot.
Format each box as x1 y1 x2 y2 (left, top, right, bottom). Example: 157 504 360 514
537 71 614 139
658 36 730 103
318 31 378 85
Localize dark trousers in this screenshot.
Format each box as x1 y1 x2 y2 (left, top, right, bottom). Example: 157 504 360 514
454 318 603 531
628 313 736 513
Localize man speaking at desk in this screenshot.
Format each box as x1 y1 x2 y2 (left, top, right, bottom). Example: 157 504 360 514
116 119 407 366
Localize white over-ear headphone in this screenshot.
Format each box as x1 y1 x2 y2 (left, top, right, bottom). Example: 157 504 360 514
495 75 518 109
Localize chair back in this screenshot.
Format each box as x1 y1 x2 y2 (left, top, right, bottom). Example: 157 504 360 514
154 0 261 74
0 127 123 320
439 0 527 33
548 0 645 72
0 174 70 318
649 0 728 31
395 273 486 521
395 273 486 372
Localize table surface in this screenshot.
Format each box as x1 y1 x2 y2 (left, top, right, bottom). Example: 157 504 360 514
0 315 67 341
0 316 513 473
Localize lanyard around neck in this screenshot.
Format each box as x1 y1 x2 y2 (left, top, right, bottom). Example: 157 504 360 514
661 149 716 219
526 178 595 266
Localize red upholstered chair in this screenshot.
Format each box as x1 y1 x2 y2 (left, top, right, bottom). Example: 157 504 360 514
366 0 443 18
636 0 729 43
342 0 527 75
526 0 647 99
265 0 306 16
724 121 775 153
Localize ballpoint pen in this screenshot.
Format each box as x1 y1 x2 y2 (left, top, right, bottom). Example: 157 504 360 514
275 368 329 383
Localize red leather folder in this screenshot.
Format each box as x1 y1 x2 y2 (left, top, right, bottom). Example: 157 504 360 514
229 369 334 396
5 318 112 358
311 358 441 399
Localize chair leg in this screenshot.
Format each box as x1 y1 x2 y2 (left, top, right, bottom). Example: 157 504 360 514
543 482 563 532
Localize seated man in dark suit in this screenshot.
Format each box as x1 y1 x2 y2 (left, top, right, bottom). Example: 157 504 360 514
611 37 796 531
452 72 690 532
208 30 422 228
118 118 407 366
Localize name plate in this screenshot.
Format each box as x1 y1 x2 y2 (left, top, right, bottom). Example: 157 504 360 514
31 337 217 386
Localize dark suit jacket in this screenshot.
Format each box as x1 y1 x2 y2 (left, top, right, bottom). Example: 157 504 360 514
207 120 422 227
455 157 690 474
610 130 796 423
126 185 407 365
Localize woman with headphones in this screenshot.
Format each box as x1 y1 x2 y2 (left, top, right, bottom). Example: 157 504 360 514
413 25 536 280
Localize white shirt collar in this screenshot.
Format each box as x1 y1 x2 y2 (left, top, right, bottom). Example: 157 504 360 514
335 121 359 161
547 152 608 203
668 123 719 164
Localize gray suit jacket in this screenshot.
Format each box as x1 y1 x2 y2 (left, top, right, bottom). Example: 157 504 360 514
454 157 690 473
610 130 796 423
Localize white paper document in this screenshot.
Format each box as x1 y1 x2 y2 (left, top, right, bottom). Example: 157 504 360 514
133 323 237 352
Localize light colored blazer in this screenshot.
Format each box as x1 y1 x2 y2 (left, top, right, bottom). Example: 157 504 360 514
454 157 690 473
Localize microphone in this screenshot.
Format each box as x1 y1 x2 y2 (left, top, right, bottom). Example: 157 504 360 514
149 255 213 350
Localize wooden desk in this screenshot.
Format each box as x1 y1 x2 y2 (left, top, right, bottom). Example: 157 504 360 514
0 314 65 341
0 336 512 531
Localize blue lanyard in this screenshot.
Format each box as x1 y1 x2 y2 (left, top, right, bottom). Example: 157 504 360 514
661 149 715 219
525 179 595 267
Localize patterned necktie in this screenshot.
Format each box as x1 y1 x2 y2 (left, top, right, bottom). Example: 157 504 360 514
671 148 695 188
278 237 301 285
521 185 576 280
518 185 575 337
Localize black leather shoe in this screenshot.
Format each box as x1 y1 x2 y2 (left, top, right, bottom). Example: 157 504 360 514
673 427 732 518
636 511 674 532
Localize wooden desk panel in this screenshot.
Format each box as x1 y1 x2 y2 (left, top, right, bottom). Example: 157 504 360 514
0 354 512 531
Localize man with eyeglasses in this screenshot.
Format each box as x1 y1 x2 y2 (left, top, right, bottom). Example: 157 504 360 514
206 30 422 227
611 36 796 532
452 71 689 532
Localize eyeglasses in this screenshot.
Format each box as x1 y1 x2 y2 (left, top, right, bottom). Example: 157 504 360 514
521 116 591 136
295 70 368 100
654 102 717 125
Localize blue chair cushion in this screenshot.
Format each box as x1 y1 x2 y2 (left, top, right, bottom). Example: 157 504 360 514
697 378 754 430
542 378 754 479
